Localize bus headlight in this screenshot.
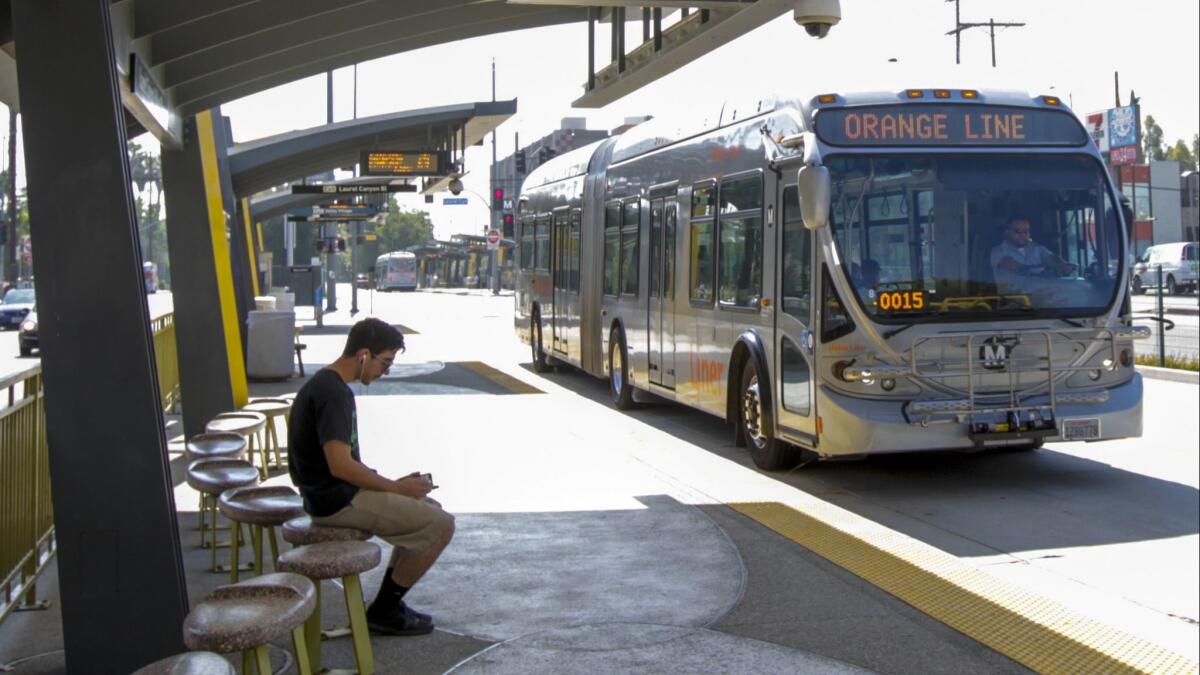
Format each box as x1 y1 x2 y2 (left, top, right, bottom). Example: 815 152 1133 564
1088 369 1102 381
1101 358 1115 371
880 378 896 391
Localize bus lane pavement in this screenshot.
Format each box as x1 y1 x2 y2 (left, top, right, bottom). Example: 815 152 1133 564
357 289 1197 673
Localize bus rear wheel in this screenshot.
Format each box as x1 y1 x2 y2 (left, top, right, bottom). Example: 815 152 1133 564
740 360 799 471
609 329 636 410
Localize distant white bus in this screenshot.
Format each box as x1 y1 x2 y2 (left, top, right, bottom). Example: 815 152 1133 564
374 251 418 291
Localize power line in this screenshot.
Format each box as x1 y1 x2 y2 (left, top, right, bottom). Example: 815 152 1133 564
945 0 1025 67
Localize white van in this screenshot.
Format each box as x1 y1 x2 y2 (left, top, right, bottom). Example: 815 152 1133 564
1131 242 1198 295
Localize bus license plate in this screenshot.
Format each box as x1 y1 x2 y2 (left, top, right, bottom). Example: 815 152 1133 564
1061 418 1101 441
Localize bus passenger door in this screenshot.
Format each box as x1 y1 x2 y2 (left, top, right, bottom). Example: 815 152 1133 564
648 197 677 388
552 209 569 355
774 185 818 446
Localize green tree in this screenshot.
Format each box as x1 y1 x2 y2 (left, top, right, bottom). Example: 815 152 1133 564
1166 139 1197 172
127 141 169 287
1142 115 1165 161
374 199 433 254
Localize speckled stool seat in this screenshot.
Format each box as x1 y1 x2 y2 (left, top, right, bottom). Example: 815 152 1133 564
218 486 304 583
185 433 250 544
282 516 371 546
279 541 381 675
240 399 292 472
206 412 269 478
187 459 259 573
183 573 316 675
131 651 235 675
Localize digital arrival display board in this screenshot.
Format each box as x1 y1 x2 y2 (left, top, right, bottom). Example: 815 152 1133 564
360 150 449 176
814 105 1089 147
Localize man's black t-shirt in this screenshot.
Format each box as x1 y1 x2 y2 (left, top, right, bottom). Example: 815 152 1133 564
288 368 363 516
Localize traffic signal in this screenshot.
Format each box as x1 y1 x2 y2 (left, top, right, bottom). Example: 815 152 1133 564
538 146 555 163
493 187 505 211
502 213 515 238
336 236 346 252
514 150 526 174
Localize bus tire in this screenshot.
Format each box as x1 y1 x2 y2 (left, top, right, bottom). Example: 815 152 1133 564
740 360 799 471
609 328 636 410
531 314 551 373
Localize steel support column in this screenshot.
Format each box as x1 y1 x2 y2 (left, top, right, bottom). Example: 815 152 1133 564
162 110 250 437
10 1 188 671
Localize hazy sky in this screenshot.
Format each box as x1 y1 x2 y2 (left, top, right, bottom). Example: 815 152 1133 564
5 1 1199 240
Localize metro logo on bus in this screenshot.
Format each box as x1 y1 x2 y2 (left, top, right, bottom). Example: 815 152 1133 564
814 105 1088 147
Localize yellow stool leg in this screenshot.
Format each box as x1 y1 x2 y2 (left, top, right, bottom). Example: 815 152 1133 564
343 575 375 675
302 583 323 671
230 521 242 583
198 493 206 534
270 421 284 468
252 643 271 675
251 525 263 577
291 624 314 675
210 501 219 572
267 526 280 571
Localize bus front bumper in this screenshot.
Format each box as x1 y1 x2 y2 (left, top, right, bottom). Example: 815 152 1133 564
814 374 1143 456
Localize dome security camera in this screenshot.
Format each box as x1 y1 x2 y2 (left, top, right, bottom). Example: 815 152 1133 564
448 178 464 195
793 0 840 39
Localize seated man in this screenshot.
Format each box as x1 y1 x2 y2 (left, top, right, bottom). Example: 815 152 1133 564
288 318 454 636
990 216 1075 290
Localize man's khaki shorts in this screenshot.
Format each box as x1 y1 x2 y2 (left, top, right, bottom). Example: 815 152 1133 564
313 490 454 555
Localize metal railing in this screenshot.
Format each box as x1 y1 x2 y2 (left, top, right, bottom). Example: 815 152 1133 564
0 312 179 626
1136 264 1199 367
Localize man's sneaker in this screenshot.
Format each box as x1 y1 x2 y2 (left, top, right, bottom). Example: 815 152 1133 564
399 601 432 623
366 602 434 636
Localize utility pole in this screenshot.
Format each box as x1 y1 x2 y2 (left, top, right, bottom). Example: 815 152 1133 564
490 58 501 294
945 0 1025 67
324 70 336 313
4 109 17 284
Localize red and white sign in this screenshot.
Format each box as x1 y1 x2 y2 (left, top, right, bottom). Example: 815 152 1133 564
486 228 501 249
1110 145 1138 166
1084 111 1109 152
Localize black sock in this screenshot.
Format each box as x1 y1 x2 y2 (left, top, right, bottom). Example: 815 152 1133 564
374 568 410 605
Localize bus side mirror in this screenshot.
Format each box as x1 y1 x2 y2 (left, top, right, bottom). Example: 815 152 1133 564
797 164 831 230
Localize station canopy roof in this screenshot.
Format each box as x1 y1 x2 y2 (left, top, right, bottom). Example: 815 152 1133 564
229 99 515 198
1 1 794 146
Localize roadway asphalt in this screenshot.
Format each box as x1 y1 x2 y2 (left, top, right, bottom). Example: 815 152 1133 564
0 285 1196 674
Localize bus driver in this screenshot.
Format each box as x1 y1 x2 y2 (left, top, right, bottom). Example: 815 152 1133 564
990 216 1075 290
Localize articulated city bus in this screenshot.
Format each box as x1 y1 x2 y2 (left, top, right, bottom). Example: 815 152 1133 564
514 89 1149 470
374 251 418 291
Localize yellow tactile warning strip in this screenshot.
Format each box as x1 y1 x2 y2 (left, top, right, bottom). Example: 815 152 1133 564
460 361 544 395
732 502 1198 675
196 110 248 407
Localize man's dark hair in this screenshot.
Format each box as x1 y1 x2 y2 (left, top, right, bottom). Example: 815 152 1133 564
342 318 405 357
1006 215 1033 229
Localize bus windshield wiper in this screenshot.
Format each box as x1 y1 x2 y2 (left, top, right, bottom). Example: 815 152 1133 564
882 323 914 339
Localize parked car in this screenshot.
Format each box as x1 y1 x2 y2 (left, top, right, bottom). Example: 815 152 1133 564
18 311 38 356
1 287 35 331
1130 242 1199 295
356 273 370 289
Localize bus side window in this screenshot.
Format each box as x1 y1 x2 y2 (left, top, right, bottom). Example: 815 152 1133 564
603 202 620 296
621 199 640 296
781 186 811 321
690 183 716 304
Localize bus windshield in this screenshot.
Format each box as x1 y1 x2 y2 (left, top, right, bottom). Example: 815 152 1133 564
825 154 1123 322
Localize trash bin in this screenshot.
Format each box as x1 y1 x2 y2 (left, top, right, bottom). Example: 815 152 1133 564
245 310 295 380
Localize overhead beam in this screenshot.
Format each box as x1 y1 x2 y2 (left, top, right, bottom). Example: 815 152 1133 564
574 0 791 108
171 9 581 116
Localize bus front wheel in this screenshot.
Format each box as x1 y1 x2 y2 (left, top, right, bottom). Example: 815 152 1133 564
740 360 799 471
609 329 636 410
